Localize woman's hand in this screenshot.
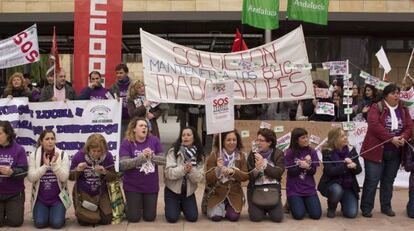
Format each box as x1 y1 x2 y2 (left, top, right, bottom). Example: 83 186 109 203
216 157 224 168
184 162 192 173
50 152 59 164
43 154 51 166
0 166 13 176
143 148 153 159
95 165 107 175
254 153 264 170
76 162 87 172
223 167 235 176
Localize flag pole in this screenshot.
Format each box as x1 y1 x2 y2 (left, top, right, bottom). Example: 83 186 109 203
405 48 414 76
53 26 56 98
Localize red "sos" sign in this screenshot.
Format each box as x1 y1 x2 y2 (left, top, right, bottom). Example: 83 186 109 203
13 31 39 62
213 97 229 106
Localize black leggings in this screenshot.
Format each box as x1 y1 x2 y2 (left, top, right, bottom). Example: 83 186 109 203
125 191 158 222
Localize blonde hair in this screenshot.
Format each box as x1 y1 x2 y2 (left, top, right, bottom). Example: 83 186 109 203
325 127 344 150
4 72 27 95
127 80 144 100
124 117 148 142
83 133 108 154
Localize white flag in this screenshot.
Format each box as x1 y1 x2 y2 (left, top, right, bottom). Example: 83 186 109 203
375 46 391 73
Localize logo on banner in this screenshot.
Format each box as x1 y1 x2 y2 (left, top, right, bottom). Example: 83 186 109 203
90 105 112 123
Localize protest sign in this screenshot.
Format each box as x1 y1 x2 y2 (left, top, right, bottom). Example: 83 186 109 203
141 26 314 105
205 81 234 134
315 102 334 116
0 98 122 170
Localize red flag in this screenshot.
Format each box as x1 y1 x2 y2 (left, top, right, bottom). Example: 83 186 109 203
46 27 61 77
231 28 248 52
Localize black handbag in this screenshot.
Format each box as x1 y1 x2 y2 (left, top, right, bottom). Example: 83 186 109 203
251 184 280 208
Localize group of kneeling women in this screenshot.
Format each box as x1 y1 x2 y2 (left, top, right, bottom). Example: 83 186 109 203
0 116 413 228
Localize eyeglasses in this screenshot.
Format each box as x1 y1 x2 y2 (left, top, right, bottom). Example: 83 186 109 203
256 138 267 142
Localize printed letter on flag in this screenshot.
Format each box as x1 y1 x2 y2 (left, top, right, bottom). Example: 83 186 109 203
287 0 329 25
242 0 279 30
0 24 39 69
74 0 123 93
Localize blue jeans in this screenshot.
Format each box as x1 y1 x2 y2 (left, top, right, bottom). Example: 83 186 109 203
361 151 401 213
33 200 66 229
328 183 358 218
407 191 414 218
164 187 198 223
287 195 322 220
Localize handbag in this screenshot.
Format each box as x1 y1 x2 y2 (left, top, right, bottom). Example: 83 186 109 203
74 186 101 224
251 184 280 208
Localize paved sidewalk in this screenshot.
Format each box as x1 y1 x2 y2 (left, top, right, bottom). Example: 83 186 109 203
3 117 413 231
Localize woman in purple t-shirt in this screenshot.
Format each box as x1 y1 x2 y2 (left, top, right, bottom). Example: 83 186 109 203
27 130 69 229
0 120 28 227
119 117 165 222
69 134 117 226
285 128 321 220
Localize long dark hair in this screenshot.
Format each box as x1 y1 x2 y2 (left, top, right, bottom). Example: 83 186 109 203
172 126 204 163
0 121 16 146
288 128 310 158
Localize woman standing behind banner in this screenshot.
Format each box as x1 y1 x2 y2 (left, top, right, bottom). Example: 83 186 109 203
318 127 362 218
285 128 321 220
2 72 32 100
27 130 69 229
247 128 285 222
69 134 117 226
119 117 165 222
0 121 28 227
164 126 205 223
127 80 162 138
357 85 379 121
205 130 249 221
360 83 413 217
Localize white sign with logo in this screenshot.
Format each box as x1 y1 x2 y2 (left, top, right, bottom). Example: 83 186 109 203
205 81 234 134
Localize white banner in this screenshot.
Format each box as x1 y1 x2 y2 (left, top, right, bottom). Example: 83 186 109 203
141 26 314 105
205 81 234 134
0 98 122 170
0 24 40 69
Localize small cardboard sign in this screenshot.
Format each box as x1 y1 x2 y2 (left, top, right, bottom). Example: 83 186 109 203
241 130 250 138
343 97 353 105
343 89 353 96
273 126 284 133
260 121 272 129
309 134 321 144
316 102 335 116
342 121 355 131
344 107 353 114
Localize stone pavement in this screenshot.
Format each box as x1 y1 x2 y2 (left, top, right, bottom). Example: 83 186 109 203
3 117 413 231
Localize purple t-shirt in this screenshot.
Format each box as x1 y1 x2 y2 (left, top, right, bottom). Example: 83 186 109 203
120 136 163 193
37 169 60 206
81 86 109 100
70 150 114 196
384 108 403 152
0 141 28 194
285 148 319 197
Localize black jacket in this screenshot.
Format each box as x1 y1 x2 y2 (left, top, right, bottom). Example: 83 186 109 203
318 147 362 199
